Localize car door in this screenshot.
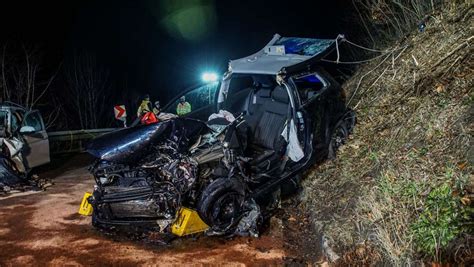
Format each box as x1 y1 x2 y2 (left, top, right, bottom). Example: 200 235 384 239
292 70 346 161
20 110 50 168
291 72 331 159
162 82 219 121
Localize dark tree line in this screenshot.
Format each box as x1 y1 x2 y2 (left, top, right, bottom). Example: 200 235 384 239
0 44 132 131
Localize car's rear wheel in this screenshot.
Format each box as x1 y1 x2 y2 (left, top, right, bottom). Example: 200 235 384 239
2 157 20 175
328 121 348 159
343 109 357 134
197 178 245 231
0 157 25 186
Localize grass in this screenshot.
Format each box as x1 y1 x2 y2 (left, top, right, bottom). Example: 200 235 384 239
411 183 465 261
300 1 473 265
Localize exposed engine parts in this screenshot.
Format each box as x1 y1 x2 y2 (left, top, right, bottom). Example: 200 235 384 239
91 141 200 223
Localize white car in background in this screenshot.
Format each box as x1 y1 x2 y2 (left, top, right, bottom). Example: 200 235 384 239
0 102 50 189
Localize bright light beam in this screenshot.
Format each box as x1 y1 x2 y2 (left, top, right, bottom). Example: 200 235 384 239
201 72 218 82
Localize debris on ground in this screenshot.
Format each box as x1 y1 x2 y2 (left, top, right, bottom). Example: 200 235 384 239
235 199 262 238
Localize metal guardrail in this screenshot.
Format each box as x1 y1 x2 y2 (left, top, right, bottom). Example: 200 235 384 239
48 128 118 154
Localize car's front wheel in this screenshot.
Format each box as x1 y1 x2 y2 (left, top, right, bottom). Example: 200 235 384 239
197 177 245 232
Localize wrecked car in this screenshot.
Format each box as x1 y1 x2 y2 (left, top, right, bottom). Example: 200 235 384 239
86 34 356 237
0 102 50 191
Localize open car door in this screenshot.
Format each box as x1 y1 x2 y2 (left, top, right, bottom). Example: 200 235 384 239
20 110 50 168
162 83 219 121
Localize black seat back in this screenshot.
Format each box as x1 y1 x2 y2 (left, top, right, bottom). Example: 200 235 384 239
246 86 290 150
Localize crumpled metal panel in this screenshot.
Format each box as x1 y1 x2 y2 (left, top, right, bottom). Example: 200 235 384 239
87 118 209 163
87 121 171 163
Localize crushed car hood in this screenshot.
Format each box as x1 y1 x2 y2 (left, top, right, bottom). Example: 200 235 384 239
87 118 209 164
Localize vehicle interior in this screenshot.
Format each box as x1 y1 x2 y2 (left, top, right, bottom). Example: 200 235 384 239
291 73 327 105
219 74 293 180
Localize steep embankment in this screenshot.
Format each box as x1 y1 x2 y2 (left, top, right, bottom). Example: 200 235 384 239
302 3 473 265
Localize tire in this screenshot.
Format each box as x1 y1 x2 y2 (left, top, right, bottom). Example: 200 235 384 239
343 109 357 134
197 178 245 230
0 157 24 186
327 121 348 160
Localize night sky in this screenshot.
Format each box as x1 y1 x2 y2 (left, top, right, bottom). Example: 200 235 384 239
0 0 357 103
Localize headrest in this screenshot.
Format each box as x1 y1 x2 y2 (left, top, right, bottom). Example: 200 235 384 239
252 75 275 89
271 86 289 103
255 88 271 98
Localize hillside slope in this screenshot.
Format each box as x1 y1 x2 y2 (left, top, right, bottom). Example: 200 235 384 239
301 3 473 265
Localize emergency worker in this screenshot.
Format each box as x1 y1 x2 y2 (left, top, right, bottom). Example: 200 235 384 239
137 94 152 118
153 101 160 115
176 96 191 116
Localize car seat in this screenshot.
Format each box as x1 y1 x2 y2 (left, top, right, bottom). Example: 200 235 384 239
243 86 290 175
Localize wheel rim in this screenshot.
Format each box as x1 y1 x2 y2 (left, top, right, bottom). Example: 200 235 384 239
211 192 242 227
329 124 347 158
331 127 346 150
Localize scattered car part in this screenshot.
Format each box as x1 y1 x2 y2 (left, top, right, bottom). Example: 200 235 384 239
234 198 262 238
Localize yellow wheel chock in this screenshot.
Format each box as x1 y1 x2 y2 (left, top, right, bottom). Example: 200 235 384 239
78 192 93 216
171 207 209 236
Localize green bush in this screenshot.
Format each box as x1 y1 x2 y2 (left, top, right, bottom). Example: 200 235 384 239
410 184 463 258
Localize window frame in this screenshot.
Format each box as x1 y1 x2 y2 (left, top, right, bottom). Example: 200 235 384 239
21 110 45 133
290 72 329 107
162 82 220 116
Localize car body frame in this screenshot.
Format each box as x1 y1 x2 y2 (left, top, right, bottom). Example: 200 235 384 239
87 34 355 236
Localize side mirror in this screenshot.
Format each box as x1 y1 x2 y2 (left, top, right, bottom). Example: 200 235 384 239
20 126 36 134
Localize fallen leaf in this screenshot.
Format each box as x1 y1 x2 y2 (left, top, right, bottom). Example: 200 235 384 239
457 162 467 170
435 83 445 93
460 196 471 206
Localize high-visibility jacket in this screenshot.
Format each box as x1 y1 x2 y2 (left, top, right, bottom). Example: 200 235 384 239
176 102 191 116
137 100 152 117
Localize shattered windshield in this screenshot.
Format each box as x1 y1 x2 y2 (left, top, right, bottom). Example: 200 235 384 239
164 83 219 115
274 37 334 56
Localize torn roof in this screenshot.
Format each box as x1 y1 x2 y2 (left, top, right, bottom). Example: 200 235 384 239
229 34 336 75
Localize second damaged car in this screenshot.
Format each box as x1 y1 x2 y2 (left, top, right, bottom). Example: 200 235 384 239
0 102 50 192
86 34 356 237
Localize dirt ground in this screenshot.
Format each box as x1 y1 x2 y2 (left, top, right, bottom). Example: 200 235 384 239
0 155 322 266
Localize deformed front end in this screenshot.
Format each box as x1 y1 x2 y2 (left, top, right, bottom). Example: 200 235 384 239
87 118 214 233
